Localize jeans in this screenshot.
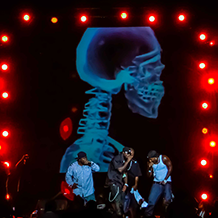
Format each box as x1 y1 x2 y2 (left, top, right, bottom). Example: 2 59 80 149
84 193 96 205
109 184 125 216
144 182 172 217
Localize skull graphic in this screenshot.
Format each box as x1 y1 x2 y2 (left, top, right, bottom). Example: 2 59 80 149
76 27 165 118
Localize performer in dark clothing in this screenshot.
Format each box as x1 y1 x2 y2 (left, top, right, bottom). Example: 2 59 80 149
106 147 133 217
124 148 143 218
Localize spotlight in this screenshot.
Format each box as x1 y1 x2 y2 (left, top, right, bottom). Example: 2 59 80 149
3 162 10 167
23 14 30 21
201 102 208 109
210 41 214 46
80 15 87 22
0 145 1 150
2 131 9 137
199 62 206 69
202 128 208 134
1 64 8 71
201 193 208 200
201 159 207 166
1 35 8 43
178 14 185 21
199 34 206 41
208 78 215 85
63 125 69 132
149 15 156 22
121 12 128 19
51 17 58 23
209 174 213 178
210 141 216 147
2 92 8 99
6 194 10 200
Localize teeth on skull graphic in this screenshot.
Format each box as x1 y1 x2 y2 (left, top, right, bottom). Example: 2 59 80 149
60 27 165 173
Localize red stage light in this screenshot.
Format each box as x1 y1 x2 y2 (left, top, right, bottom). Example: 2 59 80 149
199 62 206 69
1 64 8 71
210 141 216 147
208 78 215 85
178 14 185 21
51 17 58 23
202 102 208 109
6 194 10 200
121 12 128 19
80 15 87 22
60 117 73 140
149 15 156 22
210 41 214 46
23 14 30 21
2 92 8 99
1 35 8 42
209 174 213 178
63 125 69 132
201 193 208 200
202 128 208 134
0 145 1 150
201 159 207 166
200 34 206 41
4 162 10 168
2 131 9 137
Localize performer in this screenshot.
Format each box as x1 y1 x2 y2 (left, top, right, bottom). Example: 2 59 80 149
106 147 133 217
124 148 147 218
144 150 173 218
65 151 100 204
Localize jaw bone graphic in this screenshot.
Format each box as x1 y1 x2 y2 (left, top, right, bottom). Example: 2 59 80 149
60 27 165 173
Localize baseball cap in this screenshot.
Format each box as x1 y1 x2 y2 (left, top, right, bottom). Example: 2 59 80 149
75 151 87 160
147 150 159 159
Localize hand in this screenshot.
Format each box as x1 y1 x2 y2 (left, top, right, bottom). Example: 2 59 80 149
132 185 137 191
127 154 134 162
122 185 127 192
71 183 78 189
148 161 153 168
160 180 167 185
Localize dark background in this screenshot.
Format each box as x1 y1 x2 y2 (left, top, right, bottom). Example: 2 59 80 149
0 0 218 214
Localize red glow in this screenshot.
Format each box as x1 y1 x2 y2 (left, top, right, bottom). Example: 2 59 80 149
6 194 10 200
199 62 206 69
1 35 8 42
201 102 208 109
199 34 206 41
80 15 87 22
60 117 73 140
209 174 213 178
0 145 1 150
178 14 185 21
64 188 71 195
2 92 8 99
208 78 215 85
72 107 78 113
2 131 9 137
201 193 208 200
201 159 207 166
51 17 58 23
149 15 156 22
23 14 30 21
63 125 69 132
1 64 8 71
121 12 128 19
4 162 10 167
210 141 216 147
210 41 214 46
0 78 6 90
202 128 208 134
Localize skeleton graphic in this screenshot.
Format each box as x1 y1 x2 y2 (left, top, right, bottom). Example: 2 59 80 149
60 27 165 172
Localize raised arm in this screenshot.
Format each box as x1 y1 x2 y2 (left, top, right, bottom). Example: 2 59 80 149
90 161 100 172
